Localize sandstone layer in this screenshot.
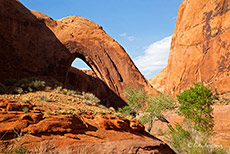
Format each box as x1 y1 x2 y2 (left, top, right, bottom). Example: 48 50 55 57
150 0 230 97
0 98 175 154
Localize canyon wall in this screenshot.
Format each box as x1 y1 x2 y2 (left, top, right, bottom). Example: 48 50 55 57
150 0 230 97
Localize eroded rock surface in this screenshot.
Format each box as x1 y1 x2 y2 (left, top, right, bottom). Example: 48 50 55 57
150 0 230 97
0 98 175 154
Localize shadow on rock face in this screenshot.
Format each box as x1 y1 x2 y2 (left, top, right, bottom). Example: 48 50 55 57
65 67 127 109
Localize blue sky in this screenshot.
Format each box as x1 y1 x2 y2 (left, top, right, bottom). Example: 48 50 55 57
19 0 182 79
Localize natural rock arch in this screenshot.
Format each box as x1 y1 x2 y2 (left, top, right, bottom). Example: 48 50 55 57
31 11 158 97
0 0 158 108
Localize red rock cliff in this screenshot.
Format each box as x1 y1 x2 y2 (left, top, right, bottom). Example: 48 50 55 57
150 0 230 97
0 0 71 81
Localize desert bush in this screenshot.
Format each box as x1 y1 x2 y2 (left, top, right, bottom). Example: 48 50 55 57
43 110 52 118
67 89 80 96
118 88 176 122
177 82 217 132
21 97 30 104
54 86 63 93
54 86 80 96
118 88 147 117
168 122 225 154
23 107 29 113
140 94 176 124
168 83 225 154
37 93 53 102
82 92 101 104
13 87 24 94
16 78 45 92
37 93 49 102
3 78 45 94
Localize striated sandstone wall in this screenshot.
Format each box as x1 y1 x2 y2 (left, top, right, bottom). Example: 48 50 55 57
150 0 230 97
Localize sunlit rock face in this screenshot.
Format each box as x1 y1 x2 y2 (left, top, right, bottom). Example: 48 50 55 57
150 0 230 98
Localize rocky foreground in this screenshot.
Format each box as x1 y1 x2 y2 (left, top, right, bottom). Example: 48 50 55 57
0 91 175 154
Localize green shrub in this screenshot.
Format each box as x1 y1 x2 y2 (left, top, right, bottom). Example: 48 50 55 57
62 88 68 95
177 82 217 132
13 87 24 94
118 105 132 117
3 78 45 94
168 122 225 154
123 88 147 110
37 93 49 102
82 92 101 104
54 86 63 93
140 94 176 124
16 78 45 92
118 88 147 117
23 107 29 113
21 98 30 104
168 83 225 154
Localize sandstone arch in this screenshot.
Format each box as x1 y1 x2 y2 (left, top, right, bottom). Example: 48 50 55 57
31 11 159 97
0 0 158 108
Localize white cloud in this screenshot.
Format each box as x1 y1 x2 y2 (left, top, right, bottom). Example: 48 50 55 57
127 36 135 41
120 32 135 41
134 36 172 79
120 32 127 37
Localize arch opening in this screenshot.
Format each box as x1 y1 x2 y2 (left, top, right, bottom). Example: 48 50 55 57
71 58 91 71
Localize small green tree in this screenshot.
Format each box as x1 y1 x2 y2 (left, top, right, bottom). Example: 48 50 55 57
118 88 147 117
177 82 217 132
168 83 224 154
140 94 176 124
